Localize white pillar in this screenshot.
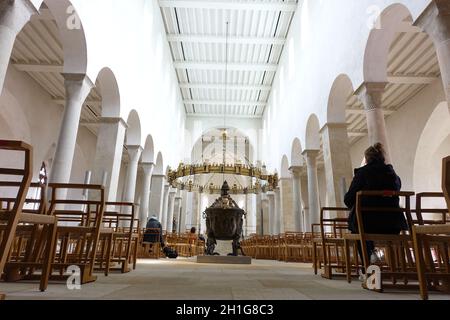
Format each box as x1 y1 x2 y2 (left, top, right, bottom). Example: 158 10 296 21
255 193 263 235
280 177 295 232
179 190 188 233
289 166 303 232
267 192 275 235
0 0 36 93
139 162 154 226
166 189 176 232
50 75 93 184
320 123 353 207
303 150 320 231
420 1 450 106
92 118 127 201
274 187 282 234
149 175 165 221
245 193 256 236
300 174 310 232
161 184 170 231
122 145 142 205
358 82 391 164
261 195 269 235
174 195 182 233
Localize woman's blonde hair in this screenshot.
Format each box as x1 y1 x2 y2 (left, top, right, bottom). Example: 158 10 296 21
364 143 386 164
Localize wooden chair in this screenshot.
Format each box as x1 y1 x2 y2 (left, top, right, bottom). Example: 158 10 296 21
2 180 58 292
0 141 57 293
343 191 416 291
318 207 358 279
141 228 162 259
412 224 450 300
96 202 138 275
47 183 105 284
414 193 448 225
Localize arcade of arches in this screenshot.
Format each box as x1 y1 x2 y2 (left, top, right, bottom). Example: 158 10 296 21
0 0 450 300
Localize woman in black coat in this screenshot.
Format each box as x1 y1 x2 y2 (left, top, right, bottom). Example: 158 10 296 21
344 143 407 262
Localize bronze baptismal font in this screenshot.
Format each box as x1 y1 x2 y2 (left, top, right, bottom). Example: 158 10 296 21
203 181 246 256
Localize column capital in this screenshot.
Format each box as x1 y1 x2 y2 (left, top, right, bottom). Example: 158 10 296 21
99 117 129 128
152 174 166 179
356 82 387 111
126 145 143 163
141 162 155 175
302 149 320 158
63 74 93 103
0 0 37 32
163 184 170 192
319 122 348 134
175 196 182 201
289 165 304 177
417 1 450 43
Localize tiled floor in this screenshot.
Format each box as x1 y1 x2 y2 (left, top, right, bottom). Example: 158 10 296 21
1 258 448 300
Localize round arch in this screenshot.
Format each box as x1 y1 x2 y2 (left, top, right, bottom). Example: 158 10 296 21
142 135 155 163
291 138 303 167
413 101 450 196
33 0 88 74
363 3 414 82
280 155 290 179
305 114 321 150
126 110 141 146
95 67 121 117
327 74 355 123
154 152 164 175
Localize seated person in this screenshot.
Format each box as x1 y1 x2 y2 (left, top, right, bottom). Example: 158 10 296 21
143 214 165 248
344 143 407 265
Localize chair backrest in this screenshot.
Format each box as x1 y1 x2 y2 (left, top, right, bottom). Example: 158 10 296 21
47 183 105 229
103 202 136 233
356 191 415 233
143 228 161 243
320 207 350 242
0 140 33 272
442 156 450 213
414 192 447 225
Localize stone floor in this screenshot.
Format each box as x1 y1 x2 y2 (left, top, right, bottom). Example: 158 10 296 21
1 258 448 300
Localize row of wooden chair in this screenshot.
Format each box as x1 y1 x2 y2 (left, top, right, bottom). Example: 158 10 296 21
0 140 140 298
138 230 206 259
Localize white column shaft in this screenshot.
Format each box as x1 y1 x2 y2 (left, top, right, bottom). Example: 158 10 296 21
304 150 320 231
50 75 92 184
139 162 154 225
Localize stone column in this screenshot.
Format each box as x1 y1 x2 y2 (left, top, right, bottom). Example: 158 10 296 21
358 82 391 164
92 118 127 201
174 195 182 233
303 150 320 231
245 193 256 236
261 196 269 235
138 162 154 226
50 75 93 185
300 174 310 232
179 190 188 233
280 176 295 232
166 189 176 232
267 192 275 235
320 123 353 207
0 0 36 93
122 145 143 205
289 166 303 232
160 184 170 231
274 187 282 235
419 1 450 106
149 174 165 221
190 192 200 230
255 193 262 235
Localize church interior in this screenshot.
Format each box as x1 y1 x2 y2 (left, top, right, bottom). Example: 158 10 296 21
0 0 450 301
